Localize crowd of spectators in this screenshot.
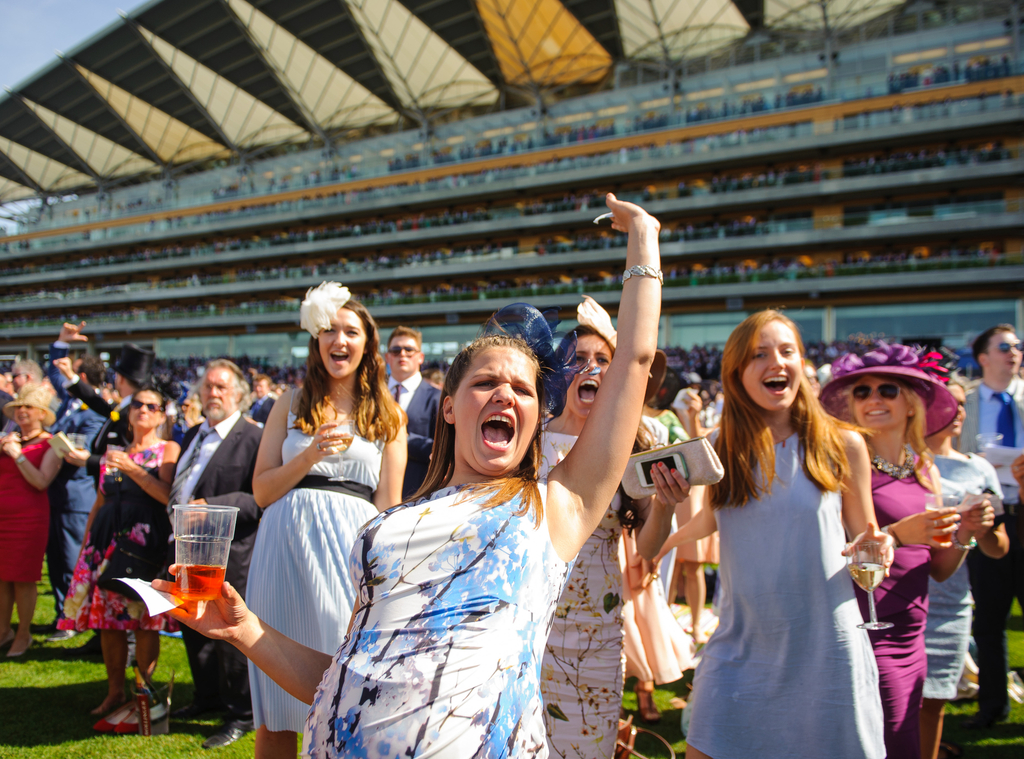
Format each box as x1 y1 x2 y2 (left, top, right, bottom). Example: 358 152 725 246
3 141 1012 291
6 83 1014 250
889 56 1013 93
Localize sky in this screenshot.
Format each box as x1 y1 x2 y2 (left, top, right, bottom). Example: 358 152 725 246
0 0 128 91
0 1 129 231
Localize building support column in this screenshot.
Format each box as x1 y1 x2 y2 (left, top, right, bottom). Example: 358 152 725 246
227 334 236 357
823 305 836 343
1016 298 1023 337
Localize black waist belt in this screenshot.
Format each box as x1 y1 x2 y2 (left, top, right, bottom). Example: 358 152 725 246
296 475 373 503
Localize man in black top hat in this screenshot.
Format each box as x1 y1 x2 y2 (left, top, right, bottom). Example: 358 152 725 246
55 329 155 485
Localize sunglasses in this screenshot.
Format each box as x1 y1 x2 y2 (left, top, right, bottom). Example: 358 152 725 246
387 346 418 356
130 400 163 413
851 383 901 401
997 341 1023 353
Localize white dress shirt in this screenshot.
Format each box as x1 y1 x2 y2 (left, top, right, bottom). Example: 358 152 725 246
978 378 1024 446
174 411 242 504
387 371 422 414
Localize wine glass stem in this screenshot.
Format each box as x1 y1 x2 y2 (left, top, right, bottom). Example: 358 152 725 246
867 590 879 625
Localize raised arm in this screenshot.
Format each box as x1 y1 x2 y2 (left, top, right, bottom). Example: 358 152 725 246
546 194 661 561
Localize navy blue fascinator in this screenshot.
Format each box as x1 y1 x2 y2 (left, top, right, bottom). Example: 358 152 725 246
482 303 580 418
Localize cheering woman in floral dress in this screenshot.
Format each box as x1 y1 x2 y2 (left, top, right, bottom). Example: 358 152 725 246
156 193 662 757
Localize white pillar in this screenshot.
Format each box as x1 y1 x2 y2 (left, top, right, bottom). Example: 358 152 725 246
823 305 836 343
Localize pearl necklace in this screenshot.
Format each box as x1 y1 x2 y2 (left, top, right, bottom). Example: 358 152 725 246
872 444 916 479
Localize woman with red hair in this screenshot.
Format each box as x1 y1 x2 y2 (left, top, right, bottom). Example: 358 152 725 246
655 309 886 758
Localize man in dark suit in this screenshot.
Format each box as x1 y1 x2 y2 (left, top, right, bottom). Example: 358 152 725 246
56 333 155 486
247 373 275 426
44 328 106 641
168 359 262 749
385 326 440 499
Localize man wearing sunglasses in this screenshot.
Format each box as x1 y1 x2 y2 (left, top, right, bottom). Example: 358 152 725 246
385 326 440 499
958 323 1024 729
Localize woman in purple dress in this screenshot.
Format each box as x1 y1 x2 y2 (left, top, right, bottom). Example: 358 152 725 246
821 343 995 758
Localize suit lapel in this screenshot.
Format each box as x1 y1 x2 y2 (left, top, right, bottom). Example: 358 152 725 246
191 420 242 495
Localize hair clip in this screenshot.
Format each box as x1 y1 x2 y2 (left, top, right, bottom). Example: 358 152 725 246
592 212 614 225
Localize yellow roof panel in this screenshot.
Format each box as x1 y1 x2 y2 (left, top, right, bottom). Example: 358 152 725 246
475 0 613 87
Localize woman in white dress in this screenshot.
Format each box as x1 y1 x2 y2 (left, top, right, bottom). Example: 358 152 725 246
246 284 406 758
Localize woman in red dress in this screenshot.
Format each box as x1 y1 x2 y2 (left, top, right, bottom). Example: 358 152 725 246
1 384 62 657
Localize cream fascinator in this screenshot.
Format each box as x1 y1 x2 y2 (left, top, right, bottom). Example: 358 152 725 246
300 282 351 337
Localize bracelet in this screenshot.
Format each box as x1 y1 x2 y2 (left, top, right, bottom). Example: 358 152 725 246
950 531 977 552
15 454 27 465
623 265 663 285
881 524 903 548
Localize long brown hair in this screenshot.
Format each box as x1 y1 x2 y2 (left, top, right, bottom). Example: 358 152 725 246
570 325 654 531
294 298 402 443
845 376 937 493
411 334 546 524
710 310 850 509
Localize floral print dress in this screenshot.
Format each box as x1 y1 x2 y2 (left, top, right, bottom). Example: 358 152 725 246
302 483 573 758
538 431 625 759
58 442 177 632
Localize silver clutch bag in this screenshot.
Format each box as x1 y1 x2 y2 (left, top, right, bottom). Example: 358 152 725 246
621 437 724 499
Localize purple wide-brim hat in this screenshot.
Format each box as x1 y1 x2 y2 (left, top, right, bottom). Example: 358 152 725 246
819 342 958 436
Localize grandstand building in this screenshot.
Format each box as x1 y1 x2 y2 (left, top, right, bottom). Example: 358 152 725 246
0 0 1021 366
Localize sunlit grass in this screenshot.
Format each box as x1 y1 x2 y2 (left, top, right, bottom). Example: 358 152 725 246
2 574 1020 757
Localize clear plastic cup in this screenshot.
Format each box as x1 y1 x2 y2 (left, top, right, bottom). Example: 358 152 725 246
976 433 1004 451
172 504 239 602
924 494 943 511
66 433 88 450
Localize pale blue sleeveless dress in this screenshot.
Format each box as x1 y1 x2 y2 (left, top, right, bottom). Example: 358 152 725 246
246 408 382 732
686 435 884 758
925 454 1003 699
302 482 573 758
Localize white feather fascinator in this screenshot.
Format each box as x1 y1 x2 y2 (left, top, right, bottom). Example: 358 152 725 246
299 282 351 337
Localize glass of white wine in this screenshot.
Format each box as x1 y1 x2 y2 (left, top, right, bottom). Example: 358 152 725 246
847 540 893 631
325 421 356 482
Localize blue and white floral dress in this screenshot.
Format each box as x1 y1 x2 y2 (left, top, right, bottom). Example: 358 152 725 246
302 483 573 758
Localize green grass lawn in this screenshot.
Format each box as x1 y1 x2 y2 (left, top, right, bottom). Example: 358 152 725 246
2 570 1022 758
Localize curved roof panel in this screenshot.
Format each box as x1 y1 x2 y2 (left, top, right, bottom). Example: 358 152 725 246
766 0 904 31
0 0 918 200
616 0 751 61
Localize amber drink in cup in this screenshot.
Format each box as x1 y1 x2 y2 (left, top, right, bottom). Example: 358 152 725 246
172 504 239 602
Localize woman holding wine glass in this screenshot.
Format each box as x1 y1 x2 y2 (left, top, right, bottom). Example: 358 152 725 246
653 309 888 759
245 283 406 759
820 343 995 759
57 378 180 720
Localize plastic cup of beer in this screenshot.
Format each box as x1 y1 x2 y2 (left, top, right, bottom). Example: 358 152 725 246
172 504 239 603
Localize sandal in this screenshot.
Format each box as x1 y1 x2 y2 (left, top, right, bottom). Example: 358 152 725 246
938 740 964 759
634 682 661 724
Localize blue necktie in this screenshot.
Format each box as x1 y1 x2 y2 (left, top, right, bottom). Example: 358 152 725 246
996 392 1016 447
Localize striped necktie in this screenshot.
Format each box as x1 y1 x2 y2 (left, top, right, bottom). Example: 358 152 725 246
168 426 213 510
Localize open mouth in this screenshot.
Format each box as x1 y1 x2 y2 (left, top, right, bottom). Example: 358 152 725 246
481 413 515 449
577 378 599 403
762 375 789 394
329 350 350 364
